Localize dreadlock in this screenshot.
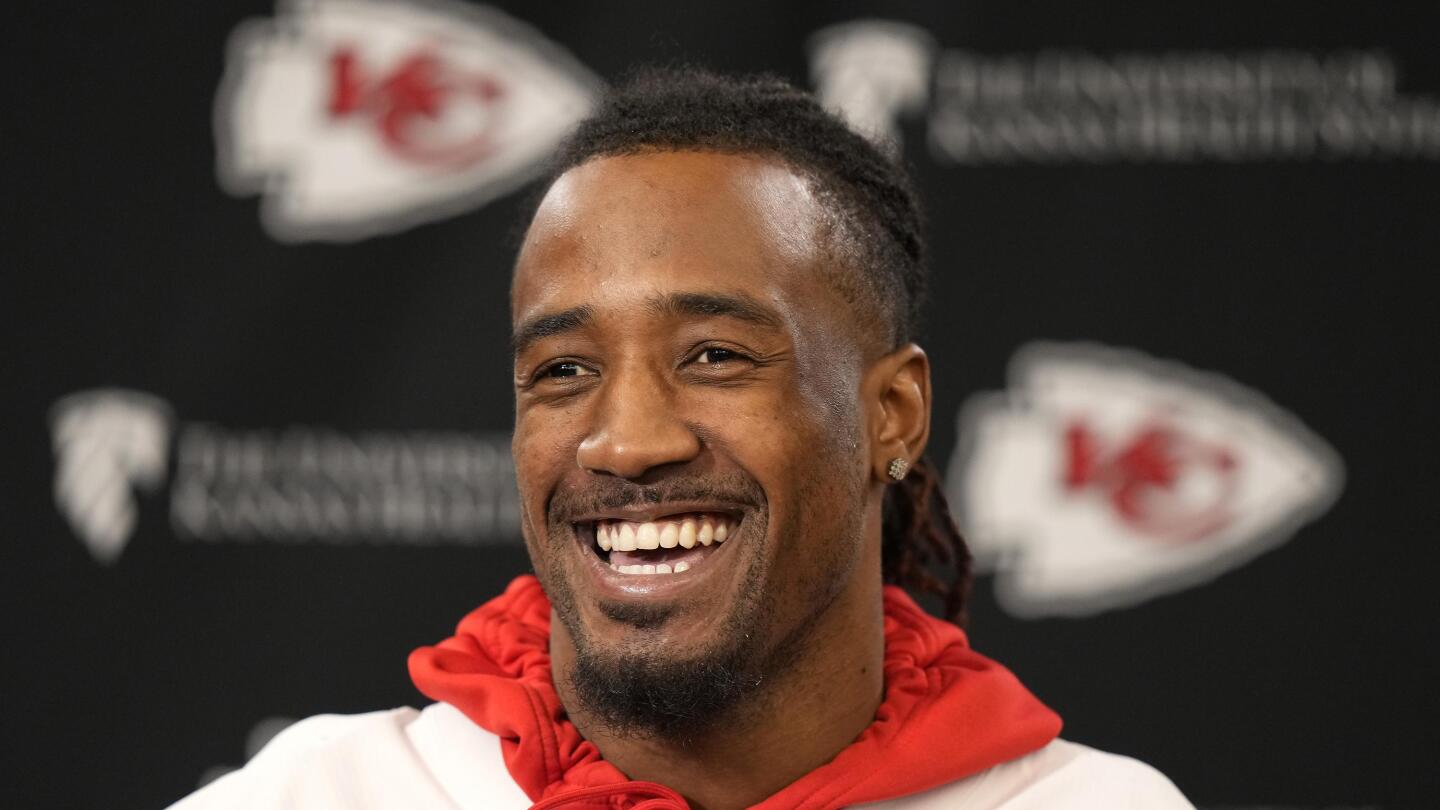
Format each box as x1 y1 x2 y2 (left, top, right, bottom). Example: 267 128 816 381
882 458 974 625
539 67 973 624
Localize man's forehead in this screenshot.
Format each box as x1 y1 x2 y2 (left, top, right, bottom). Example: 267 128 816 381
537 149 818 227
512 150 827 318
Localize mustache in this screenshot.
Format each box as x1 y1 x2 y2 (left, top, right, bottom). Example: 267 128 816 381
548 471 765 524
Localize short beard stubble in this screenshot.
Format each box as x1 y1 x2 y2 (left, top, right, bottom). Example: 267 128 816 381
536 460 868 746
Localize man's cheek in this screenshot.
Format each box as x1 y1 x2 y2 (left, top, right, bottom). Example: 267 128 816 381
713 389 810 446
512 427 558 490
510 442 555 552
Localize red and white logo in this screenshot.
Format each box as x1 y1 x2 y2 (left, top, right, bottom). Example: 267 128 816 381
948 343 1343 617
215 0 600 242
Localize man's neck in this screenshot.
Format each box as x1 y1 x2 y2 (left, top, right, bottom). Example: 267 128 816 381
553 582 886 810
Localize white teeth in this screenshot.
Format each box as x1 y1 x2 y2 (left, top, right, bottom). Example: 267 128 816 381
601 516 737 569
609 560 690 575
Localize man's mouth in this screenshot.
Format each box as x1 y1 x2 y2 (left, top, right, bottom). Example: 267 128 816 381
580 513 738 575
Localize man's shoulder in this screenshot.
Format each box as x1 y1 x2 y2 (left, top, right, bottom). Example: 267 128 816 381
167 704 531 810
863 738 1193 810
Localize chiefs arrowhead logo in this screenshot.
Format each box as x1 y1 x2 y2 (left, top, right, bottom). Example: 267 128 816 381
215 0 600 242
50 390 173 564
947 343 1344 617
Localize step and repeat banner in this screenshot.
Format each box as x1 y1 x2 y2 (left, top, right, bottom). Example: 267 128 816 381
7 1 1436 807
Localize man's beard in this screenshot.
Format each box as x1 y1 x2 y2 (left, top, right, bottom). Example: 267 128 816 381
566 544 776 744
535 466 864 744
536 471 776 743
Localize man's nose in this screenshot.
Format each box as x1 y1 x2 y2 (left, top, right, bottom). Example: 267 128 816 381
576 369 701 479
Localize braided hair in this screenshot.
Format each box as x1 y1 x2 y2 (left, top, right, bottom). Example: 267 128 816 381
883 458 974 625
541 67 974 624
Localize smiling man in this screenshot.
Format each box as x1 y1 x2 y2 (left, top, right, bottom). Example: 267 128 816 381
172 69 1191 810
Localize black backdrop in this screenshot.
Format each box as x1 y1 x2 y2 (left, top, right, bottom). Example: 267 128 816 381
5 2 1438 808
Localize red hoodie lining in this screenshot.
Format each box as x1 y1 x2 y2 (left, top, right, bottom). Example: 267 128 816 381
410 576 1060 810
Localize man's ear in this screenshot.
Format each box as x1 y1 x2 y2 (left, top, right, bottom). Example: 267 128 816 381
866 343 931 482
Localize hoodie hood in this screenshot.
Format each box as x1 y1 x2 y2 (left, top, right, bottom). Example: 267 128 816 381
409 575 1061 809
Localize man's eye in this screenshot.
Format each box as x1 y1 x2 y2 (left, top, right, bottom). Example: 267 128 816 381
544 362 595 378
695 347 742 364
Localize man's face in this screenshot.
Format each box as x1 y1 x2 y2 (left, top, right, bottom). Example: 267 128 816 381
511 151 875 734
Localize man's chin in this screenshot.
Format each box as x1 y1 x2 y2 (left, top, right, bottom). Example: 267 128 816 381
556 582 773 742
567 633 759 743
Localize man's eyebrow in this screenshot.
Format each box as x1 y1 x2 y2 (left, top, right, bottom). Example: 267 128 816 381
511 305 595 355
648 292 784 331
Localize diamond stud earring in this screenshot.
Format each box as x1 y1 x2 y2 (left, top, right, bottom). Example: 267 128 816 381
887 457 910 481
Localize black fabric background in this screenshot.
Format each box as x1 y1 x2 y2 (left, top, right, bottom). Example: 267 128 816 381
4 2 1436 807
